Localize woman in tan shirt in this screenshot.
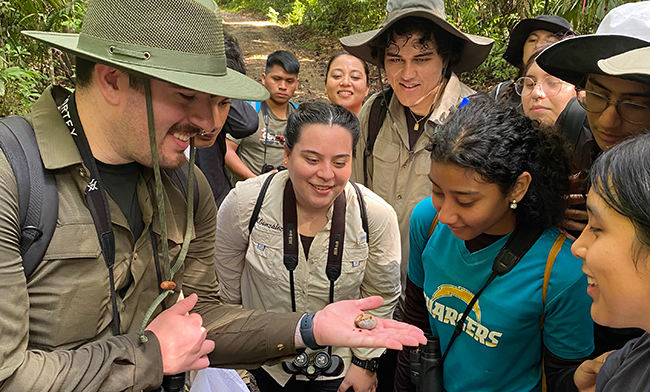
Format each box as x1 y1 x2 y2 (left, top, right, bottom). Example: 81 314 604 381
215 102 401 392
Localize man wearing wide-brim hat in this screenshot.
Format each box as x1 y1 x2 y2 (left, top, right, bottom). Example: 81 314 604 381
340 0 492 312
0 0 427 390
536 1 650 236
340 2 491 388
536 2 650 386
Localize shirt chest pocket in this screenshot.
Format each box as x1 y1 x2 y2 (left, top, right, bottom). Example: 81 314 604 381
32 224 109 347
373 139 400 164
247 227 284 282
334 245 368 301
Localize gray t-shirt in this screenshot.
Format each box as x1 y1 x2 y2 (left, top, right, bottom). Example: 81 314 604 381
596 332 650 391
227 102 296 182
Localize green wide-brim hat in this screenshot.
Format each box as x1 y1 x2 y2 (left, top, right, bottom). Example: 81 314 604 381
339 0 493 73
23 0 269 102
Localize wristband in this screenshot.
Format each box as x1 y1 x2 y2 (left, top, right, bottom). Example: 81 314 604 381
299 312 325 350
351 354 380 372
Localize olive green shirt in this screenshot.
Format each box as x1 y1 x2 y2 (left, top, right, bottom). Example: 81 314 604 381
0 86 302 391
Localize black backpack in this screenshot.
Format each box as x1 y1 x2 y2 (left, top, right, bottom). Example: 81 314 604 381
363 88 394 186
0 115 197 279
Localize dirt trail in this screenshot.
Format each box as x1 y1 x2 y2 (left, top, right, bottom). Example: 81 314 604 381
221 11 339 104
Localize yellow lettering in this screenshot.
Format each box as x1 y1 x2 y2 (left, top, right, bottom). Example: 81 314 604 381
444 307 458 326
474 323 489 344
431 302 445 322
487 331 502 347
465 317 477 338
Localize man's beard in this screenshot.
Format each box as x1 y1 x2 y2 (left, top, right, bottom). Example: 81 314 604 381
153 123 201 170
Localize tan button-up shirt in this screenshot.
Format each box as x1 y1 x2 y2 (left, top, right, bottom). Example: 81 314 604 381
352 75 475 301
215 171 401 385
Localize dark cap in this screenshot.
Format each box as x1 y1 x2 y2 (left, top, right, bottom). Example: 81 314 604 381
503 15 574 68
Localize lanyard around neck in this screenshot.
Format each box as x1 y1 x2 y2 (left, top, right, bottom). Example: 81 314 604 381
282 179 346 312
58 93 121 336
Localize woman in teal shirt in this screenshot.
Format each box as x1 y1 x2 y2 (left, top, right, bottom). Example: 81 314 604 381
395 96 594 391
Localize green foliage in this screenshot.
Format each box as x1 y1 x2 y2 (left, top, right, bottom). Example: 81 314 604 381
1 0 86 116
300 0 387 36
216 0 639 92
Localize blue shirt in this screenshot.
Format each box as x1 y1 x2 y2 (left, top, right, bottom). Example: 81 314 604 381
408 197 594 392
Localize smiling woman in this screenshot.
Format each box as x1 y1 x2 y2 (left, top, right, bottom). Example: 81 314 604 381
571 132 650 392
215 102 402 392
324 53 370 116
395 96 594 392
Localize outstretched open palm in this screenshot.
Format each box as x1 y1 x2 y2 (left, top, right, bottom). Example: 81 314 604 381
313 296 426 350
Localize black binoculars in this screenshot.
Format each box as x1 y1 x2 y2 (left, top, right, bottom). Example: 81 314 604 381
410 335 443 392
261 164 286 174
282 350 344 380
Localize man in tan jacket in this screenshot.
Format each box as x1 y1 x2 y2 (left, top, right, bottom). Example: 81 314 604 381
341 0 493 311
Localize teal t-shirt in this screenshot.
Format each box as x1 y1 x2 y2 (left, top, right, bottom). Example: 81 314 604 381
408 197 594 392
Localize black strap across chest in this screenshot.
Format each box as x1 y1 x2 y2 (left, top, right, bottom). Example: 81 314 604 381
59 94 121 335
282 178 346 312
440 224 546 364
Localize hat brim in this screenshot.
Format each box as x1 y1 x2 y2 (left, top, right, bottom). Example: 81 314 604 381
598 47 650 86
503 19 574 68
339 9 493 73
537 34 650 87
23 31 270 102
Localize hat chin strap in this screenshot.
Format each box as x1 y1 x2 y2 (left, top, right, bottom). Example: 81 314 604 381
408 61 449 116
139 79 196 343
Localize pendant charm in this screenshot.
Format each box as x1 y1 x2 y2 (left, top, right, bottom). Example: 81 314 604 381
414 123 419 131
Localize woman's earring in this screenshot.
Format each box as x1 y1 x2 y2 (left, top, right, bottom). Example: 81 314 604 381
510 200 518 210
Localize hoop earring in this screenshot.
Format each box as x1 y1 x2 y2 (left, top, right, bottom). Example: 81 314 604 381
510 200 518 210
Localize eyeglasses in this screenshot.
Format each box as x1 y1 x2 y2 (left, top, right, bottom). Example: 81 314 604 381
515 76 565 97
576 88 650 125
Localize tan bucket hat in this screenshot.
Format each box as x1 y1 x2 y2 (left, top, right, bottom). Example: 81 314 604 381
22 0 269 101
339 0 493 73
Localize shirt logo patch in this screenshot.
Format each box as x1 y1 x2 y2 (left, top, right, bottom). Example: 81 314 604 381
257 243 266 251
352 260 360 267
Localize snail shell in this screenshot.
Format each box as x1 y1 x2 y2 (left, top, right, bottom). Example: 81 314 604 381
354 313 377 330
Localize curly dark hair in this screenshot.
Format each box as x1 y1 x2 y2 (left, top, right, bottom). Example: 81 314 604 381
370 17 464 75
429 94 571 229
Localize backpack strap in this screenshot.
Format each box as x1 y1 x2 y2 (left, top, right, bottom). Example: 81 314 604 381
0 115 58 278
248 172 278 234
490 81 513 102
350 182 369 244
363 88 393 186
557 98 587 148
540 232 566 392
541 233 566 327
428 213 439 239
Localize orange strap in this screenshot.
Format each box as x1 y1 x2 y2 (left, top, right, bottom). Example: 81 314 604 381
428 213 439 239
541 233 566 327
541 233 566 392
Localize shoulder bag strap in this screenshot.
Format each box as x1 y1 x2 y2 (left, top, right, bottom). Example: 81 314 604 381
350 182 369 244
248 172 277 234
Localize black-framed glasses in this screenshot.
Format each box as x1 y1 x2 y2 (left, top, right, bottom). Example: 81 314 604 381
576 88 650 125
514 76 565 97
